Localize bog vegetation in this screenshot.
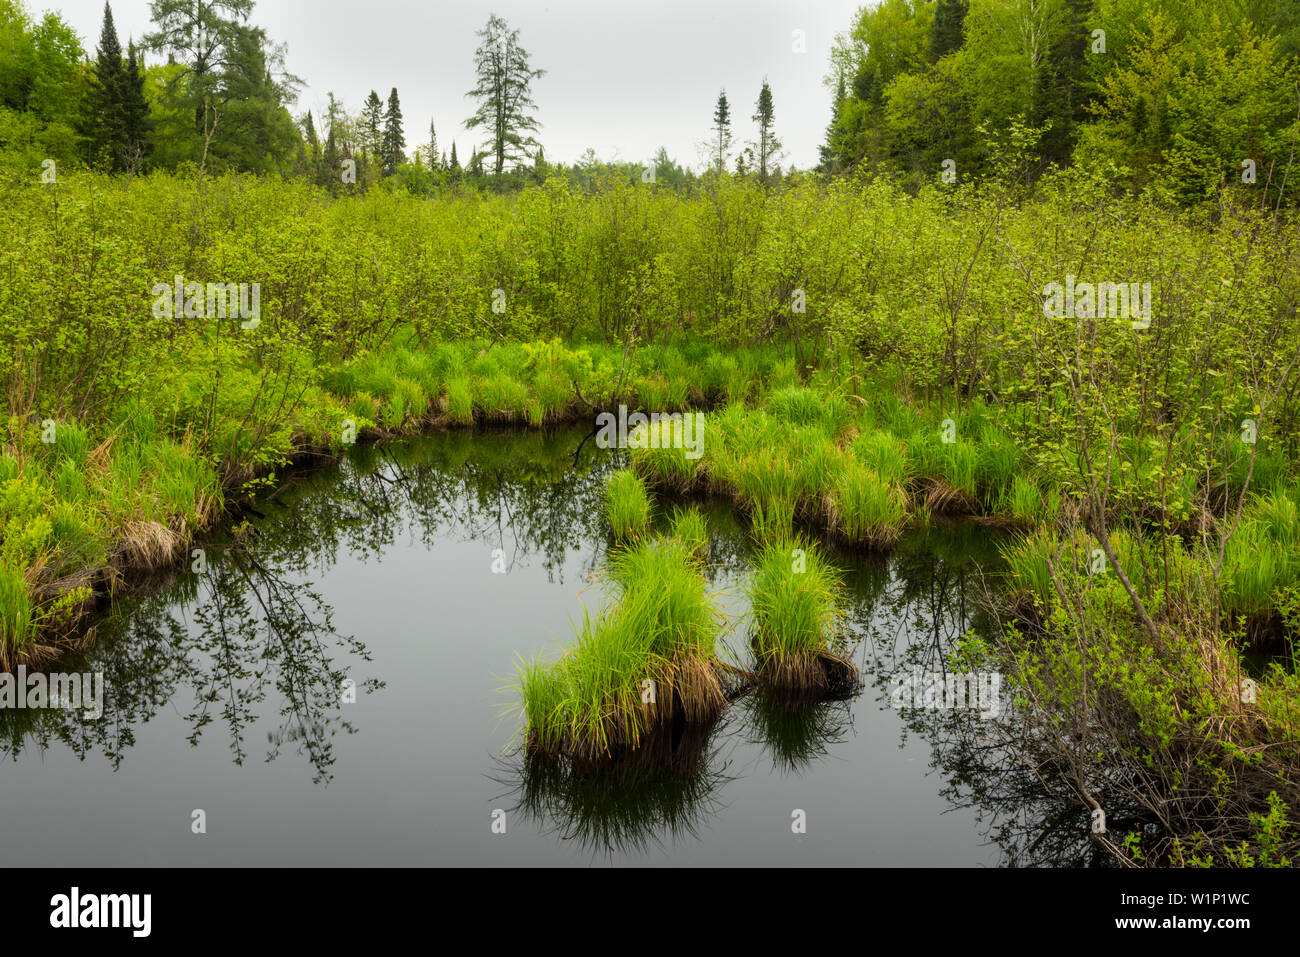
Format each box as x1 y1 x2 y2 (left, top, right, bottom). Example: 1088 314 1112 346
2 0 1299 866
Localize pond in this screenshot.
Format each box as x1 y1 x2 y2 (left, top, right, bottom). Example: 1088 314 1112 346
0 427 1094 866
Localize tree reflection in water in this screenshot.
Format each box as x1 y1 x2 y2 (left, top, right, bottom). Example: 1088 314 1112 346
2 427 1092 862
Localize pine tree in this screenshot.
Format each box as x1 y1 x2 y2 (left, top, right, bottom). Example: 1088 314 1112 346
381 87 404 175
361 90 383 158
302 109 320 181
427 119 439 170
322 91 344 186
323 125 339 189
712 90 731 173
464 14 546 175
449 140 460 173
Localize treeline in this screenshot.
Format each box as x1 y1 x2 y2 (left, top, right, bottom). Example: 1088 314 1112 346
4 0 1300 206
820 0 1300 204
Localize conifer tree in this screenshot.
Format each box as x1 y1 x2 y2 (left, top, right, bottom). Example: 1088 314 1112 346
751 79 781 184
381 86 404 175
464 14 545 175
120 40 152 171
712 89 731 173
361 90 383 158
93 2 126 169
929 0 968 61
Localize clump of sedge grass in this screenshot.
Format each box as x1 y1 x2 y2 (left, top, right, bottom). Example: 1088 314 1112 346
747 537 858 699
605 469 651 541
830 461 907 547
443 377 474 425
628 417 703 491
514 538 729 762
669 506 708 560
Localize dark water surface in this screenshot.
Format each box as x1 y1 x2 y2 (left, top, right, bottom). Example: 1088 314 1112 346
0 428 1089 866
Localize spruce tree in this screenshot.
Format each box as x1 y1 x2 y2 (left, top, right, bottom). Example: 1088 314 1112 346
121 40 151 170
381 87 404 175
818 76 847 173
302 109 320 181
361 90 383 158
751 79 781 184
427 119 439 170
93 2 126 170
712 90 731 173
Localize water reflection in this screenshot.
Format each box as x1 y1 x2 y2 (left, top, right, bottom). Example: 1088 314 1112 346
492 718 739 857
2 426 1093 864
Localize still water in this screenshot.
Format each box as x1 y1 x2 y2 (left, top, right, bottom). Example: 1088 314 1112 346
0 428 1089 866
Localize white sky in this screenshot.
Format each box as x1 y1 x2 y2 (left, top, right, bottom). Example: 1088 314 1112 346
42 0 865 171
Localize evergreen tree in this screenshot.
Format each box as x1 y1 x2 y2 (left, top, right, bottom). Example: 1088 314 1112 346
427 119 439 170
323 124 338 188
144 0 256 138
361 89 383 158
449 140 460 173
381 86 404 175
1033 0 1092 165
322 90 344 185
302 109 320 181
751 79 781 184
929 0 968 62
121 40 151 170
464 14 545 175
818 76 847 173
712 89 731 173
92 2 126 169
145 0 301 173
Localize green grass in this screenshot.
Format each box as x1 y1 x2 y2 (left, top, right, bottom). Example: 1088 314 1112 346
747 536 856 695
605 469 652 541
628 416 703 490
513 537 725 760
0 562 34 654
832 461 907 547
669 506 708 559
444 377 475 425
999 526 1057 608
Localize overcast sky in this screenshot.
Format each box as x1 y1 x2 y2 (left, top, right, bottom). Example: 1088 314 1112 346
46 0 864 171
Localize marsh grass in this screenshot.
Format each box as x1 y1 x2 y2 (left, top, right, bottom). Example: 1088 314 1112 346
514 538 730 762
747 537 858 699
628 418 702 491
829 461 907 548
669 506 708 559
605 469 651 541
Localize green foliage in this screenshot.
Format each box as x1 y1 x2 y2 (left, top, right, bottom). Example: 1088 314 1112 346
748 536 846 660
605 469 651 542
